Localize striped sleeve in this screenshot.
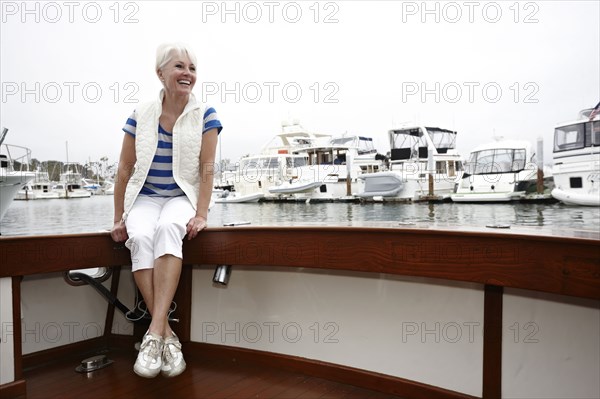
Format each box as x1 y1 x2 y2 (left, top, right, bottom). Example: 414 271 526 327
203 107 223 134
123 111 137 137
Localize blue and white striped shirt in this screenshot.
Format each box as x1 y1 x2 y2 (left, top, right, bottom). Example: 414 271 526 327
122 107 222 197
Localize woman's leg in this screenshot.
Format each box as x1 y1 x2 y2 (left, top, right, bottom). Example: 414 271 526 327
148 196 195 338
150 255 182 337
125 196 163 317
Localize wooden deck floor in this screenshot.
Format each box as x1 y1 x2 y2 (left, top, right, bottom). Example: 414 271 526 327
19 348 404 399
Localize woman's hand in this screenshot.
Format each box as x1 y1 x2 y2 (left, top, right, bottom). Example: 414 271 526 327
111 220 129 242
186 215 207 240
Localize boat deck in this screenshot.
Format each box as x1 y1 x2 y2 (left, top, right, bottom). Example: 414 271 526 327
18 348 403 399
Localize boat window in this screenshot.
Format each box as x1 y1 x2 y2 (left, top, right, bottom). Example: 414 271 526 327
260 157 278 169
570 177 583 188
331 137 355 146
391 129 426 152
512 149 526 170
427 128 457 150
589 121 600 146
466 148 526 175
64 267 112 287
447 161 456 177
435 161 447 174
554 123 584 151
241 159 260 169
286 157 307 168
391 148 411 160
357 137 377 154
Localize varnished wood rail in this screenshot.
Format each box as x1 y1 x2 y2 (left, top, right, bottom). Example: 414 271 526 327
1 226 599 399
1 227 598 299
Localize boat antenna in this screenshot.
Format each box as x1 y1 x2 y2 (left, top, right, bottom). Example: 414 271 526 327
0 127 8 146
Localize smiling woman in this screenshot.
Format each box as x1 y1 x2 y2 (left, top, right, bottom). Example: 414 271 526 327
110 42 223 379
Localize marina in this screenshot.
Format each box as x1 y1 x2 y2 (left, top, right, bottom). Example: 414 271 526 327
1 111 599 399
1 2 599 397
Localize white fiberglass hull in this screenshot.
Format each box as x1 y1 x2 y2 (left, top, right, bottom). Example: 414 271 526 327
55 190 92 199
16 190 60 200
551 187 600 206
451 191 520 202
269 181 324 194
358 171 456 201
0 173 35 220
215 192 264 203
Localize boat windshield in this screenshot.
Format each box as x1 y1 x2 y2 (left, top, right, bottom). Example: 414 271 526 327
330 137 355 147
427 128 457 151
357 137 376 154
554 121 600 152
465 148 527 175
391 128 456 151
391 128 427 149
286 157 307 168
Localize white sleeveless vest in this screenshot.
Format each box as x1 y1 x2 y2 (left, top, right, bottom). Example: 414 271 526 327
122 90 206 221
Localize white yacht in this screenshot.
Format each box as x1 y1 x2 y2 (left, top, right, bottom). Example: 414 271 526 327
82 178 102 195
216 122 330 203
357 126 463 201
0 128 36 220
101 180 115 195
451 139 538 202
551 108 600 206
269 135 386 201
52 170 92 199
15 171 59 200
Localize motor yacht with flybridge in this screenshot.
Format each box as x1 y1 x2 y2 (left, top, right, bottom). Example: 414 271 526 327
551 107 600 206
357 125 463 201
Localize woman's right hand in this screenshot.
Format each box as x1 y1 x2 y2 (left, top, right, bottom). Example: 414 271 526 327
111 220 128 242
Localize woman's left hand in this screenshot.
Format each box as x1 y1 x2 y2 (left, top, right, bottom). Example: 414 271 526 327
186 215 207 240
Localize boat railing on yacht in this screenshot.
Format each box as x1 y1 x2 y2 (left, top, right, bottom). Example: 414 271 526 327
551 109 600 206
1 226 598 398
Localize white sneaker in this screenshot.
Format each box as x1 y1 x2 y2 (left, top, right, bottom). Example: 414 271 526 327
161 332 186 377
133 331 163 378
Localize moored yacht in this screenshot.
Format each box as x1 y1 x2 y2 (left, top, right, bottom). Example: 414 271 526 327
0 128 36 220
551 108 600 206
269 135 386 201
52 170 92 199
216 121 329 203
15 171 59 200
451 139 539 202
357 125 463 201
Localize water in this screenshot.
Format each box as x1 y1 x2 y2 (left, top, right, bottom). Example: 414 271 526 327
1 195 599 237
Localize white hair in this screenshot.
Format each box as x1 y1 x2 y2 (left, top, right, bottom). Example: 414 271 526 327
155 42 197 72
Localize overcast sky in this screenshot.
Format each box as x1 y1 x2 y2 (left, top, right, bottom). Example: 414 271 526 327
1 0 599 168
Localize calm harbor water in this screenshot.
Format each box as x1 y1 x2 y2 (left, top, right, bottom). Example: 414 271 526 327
1 195 599 237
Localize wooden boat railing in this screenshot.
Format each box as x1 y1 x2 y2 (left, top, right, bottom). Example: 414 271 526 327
1 226 599 398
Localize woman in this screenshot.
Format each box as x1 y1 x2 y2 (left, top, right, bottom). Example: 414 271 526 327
111 43 222 378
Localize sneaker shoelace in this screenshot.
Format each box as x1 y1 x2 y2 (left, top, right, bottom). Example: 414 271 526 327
163 340 182 364
141 337 161 362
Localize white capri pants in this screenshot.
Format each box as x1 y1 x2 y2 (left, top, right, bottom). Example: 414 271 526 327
125 196 195 272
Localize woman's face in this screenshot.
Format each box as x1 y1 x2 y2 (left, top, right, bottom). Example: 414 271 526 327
158 51 196 97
